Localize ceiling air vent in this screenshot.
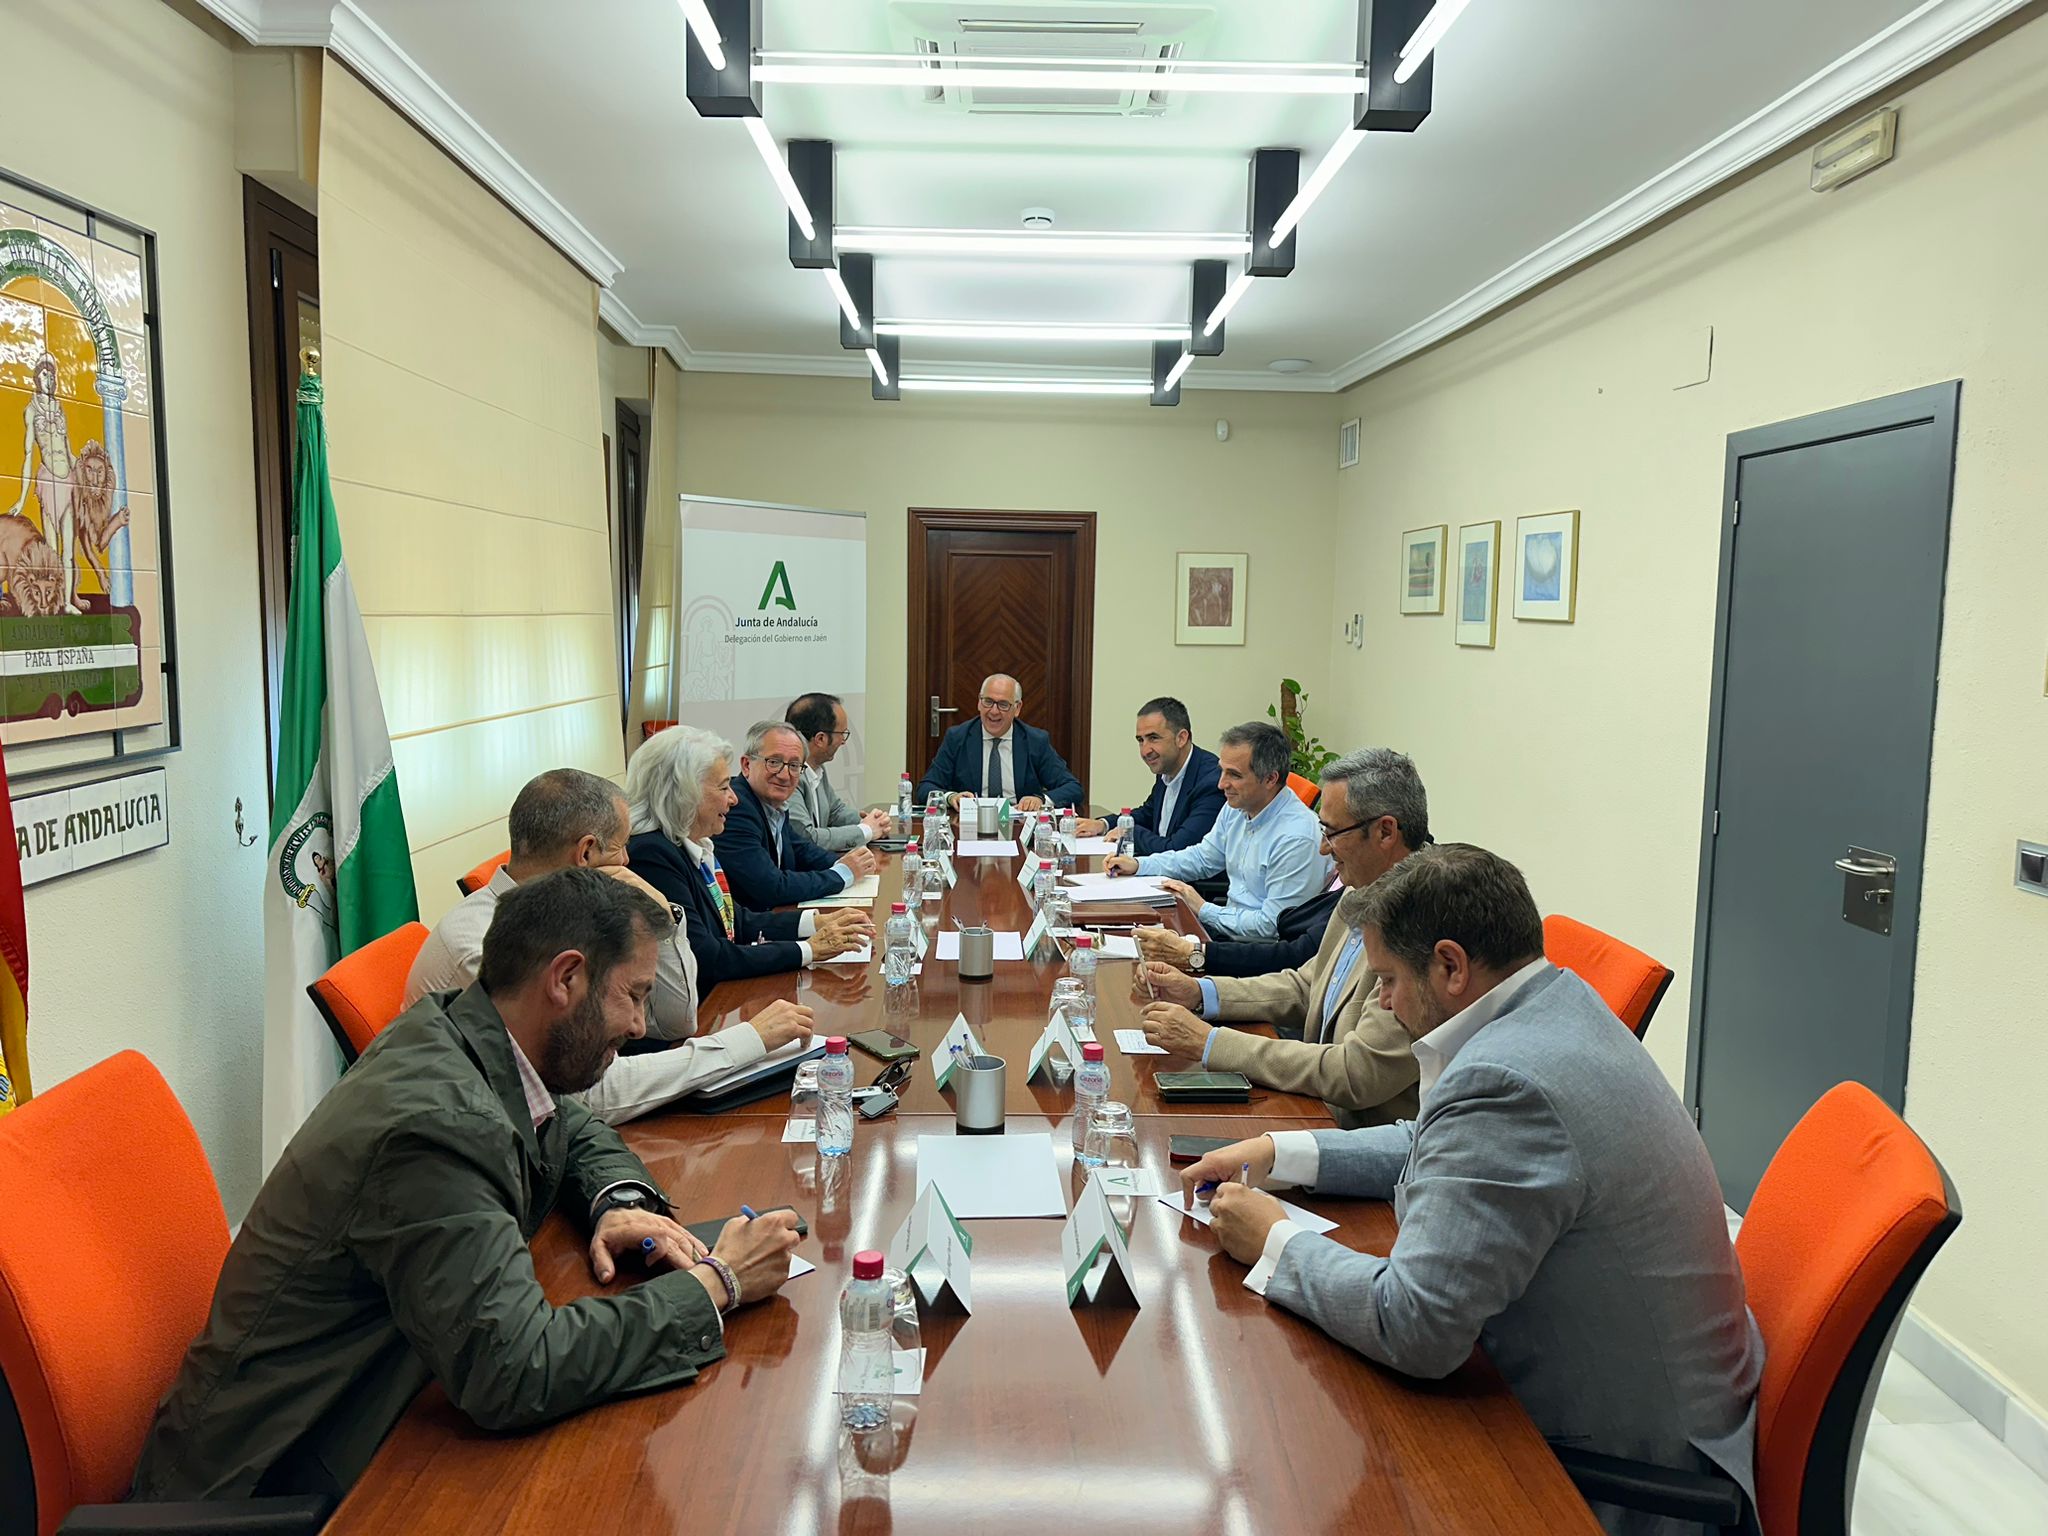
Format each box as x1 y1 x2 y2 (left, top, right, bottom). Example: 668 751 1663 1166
891 3 1217 118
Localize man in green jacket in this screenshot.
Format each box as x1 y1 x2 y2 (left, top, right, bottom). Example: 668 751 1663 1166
132 867 801 1502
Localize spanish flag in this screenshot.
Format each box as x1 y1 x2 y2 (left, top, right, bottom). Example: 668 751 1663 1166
0 743 27 1114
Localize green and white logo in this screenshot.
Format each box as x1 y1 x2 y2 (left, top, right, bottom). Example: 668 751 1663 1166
757 560 796 612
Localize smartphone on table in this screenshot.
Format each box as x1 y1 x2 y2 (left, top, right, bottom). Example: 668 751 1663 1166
1168 1134 1233 1163
849 1029 919 1063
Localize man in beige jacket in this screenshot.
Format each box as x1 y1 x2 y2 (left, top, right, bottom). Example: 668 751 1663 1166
1136 748 1428 1128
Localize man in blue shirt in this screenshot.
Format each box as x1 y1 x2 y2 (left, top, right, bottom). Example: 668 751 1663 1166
1105 721 1331 940
1074 696 1225 854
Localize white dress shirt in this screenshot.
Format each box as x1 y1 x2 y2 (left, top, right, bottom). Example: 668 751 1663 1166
1245 956 1552 1295
1156 753 1190 833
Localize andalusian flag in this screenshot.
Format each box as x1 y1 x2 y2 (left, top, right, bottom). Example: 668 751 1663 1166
262 370 417 1166
0 742 29 1115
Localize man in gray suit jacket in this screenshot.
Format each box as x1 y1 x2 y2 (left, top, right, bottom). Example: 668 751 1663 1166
1181 845 1763 1536
785 692 890 853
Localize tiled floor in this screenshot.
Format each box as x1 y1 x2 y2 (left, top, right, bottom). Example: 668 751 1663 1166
1853 1356 2048 1535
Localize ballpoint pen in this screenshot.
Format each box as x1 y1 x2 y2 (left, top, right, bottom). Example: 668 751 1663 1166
740 1204 759 1220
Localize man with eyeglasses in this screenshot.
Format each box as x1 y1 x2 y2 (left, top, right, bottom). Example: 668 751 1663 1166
717 720 879 910
1131 747 1430 1128
785 692 891 853
914 672 1085 812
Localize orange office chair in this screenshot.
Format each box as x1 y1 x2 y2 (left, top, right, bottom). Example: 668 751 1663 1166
306 921 431 1065
1543 914 1673 1040
0 1052 328 1534
1553 1082 1960 1535
454 848 510 898
641 719 677 742
1285 772 1320 809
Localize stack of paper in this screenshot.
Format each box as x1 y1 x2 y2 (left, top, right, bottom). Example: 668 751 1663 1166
1061 836 1121 857
916 1132 1066 1218
935 930 1026 961
800 873 880 908
1062 874 1175 905
956 839 1018 856
684 1037 824 1099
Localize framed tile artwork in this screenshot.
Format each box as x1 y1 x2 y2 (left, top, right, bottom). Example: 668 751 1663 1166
0 165 179 770
1455 520 1501 648
1176 552 1247 646
1400 524 1446 615
1514 509 1580 623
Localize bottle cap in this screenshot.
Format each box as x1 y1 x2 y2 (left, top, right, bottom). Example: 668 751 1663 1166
890 901 908 914
1121 808 1131 815
1075 933 1094 948
853 1250 885 1281
906 841 920 853
825 1036 849 1054
1081 1041 1105 1062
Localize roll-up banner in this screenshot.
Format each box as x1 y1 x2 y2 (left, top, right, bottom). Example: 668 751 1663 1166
673 496 870 805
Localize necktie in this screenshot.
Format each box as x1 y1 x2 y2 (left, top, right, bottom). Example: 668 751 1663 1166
983 736 1001 797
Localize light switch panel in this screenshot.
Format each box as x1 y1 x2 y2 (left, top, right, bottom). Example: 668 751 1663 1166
2017 841 2048 898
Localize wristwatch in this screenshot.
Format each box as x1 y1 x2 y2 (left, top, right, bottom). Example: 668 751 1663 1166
1188 943 1206 974
593 1183 670 1224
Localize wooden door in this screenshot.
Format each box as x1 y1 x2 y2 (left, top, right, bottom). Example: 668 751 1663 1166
613 403 646 732
908 509 1095 793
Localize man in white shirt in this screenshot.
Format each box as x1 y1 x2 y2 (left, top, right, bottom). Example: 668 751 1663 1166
1178 845 1762 1536
784 692 890 854
406 768 812 1124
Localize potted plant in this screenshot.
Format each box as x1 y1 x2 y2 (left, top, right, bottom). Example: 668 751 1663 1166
1268 679 1338 781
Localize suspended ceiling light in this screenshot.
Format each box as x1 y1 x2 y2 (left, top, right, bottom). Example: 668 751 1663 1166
1395 0 1475 85
1202 270 1256 338
1269 128 1365 249
741 117 816 241
676 0 726 71
837 228 1249 260
822 267 862 329
899 378 1156 396
866 347 890 387
1163 351 1195 390
752 56 1366 96
876 319 1191 343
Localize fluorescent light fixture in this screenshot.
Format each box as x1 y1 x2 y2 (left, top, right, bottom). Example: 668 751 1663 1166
1395 0 1475 84
1202 270 1256 337
1270 128 1365 248
1163 351 1195 390
837 228 1249 260
753 59 1365 96
876 319 1190 343
676 0 726 71
823 267 862 329
761 51 1362 73
742 116 816 242
899 378 1155 396
866 347 890 387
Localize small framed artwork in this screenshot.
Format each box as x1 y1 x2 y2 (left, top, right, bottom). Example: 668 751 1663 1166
1339 418 1360 469
1455 521 1501 647
1400 525 1447 615
1514 509 1581 622
1175 552 1247 645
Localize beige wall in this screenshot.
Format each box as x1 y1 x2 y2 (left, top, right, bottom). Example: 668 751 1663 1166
1325 14 2048 1413
5 0 273 1211
319 66 620 922
677 373 1338 804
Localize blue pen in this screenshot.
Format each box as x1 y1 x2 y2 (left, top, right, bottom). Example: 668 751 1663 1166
740 1204 759 1220
640 1236 657 1266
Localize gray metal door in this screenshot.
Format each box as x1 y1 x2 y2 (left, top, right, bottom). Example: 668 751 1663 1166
1687 382 1959 1209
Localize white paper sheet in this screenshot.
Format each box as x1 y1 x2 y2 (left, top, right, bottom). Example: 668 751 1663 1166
957 839 1019 856
1092 934 1140 960
1113 1028 1168 1056
782 1118 818 1143
818 944 872 965
1062 837 1121 856
1062 875 1175 904
789 1253 819 1279
801 873 881 908
935 930 1026 961
915 1131 1067 1218
1157 1191 1340 1235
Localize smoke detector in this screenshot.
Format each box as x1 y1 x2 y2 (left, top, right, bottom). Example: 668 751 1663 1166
1268 358 1312 374
1022 207 1055 228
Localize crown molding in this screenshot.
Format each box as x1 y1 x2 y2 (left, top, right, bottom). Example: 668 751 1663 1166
1331 0 2032 390
195 0 623 286
597 290 694 372
677 350 1341 393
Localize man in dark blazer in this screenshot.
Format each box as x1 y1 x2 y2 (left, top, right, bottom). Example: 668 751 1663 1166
716 720 878 910
915 672 1084 810
1076 696 1225 854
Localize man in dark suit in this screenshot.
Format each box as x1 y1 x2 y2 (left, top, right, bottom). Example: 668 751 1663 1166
716 720 879 910
915 673 1084 811
1075 696 1225 854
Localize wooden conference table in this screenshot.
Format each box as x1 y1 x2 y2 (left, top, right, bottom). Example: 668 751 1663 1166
329 840 1599 1536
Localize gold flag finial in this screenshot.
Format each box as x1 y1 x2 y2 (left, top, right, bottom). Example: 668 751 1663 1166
299 345 321 379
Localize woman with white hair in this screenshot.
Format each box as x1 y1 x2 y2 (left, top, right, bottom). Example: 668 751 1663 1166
625 725 872 988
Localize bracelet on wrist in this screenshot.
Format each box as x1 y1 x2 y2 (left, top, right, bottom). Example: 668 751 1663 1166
697 1254 741 1311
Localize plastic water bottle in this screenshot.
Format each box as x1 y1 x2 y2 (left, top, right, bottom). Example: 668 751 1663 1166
920 851 945 904
883 903 915 989
900 841 922 901
838 1250 894 1430
922 802 943 853
1114 808 1134 854
1033 858 1058 908
1073 1042 1110 1166
818 1036 855 1156
897 773 913 824
1069 932 1098 999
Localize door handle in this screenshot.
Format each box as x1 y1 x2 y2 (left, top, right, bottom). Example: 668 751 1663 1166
1836 846 1897 936
929 696 960 737
1833 856 1895 878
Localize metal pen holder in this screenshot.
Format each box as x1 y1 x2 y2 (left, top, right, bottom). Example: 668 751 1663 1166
954 1053 1007 1134
958 925 995 980
976 798 999 837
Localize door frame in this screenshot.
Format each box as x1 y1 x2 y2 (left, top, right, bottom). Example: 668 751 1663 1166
1683 380 1961 1117
906 508 1097 783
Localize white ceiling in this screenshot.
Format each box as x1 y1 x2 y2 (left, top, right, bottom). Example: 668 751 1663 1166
308 0 1971 389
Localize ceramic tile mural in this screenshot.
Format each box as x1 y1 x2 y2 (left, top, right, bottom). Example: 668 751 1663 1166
0 170 173 747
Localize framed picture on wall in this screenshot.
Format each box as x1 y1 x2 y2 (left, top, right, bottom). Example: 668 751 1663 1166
1175 551 1247 646
1400 525 1447 615
1455 521 1501 648
1514 509 1581 623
